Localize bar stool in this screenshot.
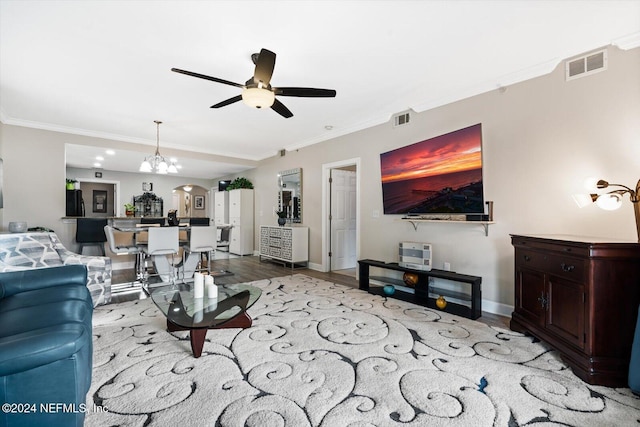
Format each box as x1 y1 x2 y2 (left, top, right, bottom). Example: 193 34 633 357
189 217 210 226
76 218 108 255
104 225 144 285
143 227 180 286
183 226 217 277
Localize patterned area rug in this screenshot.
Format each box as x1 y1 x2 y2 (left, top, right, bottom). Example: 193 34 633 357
86 274 640 426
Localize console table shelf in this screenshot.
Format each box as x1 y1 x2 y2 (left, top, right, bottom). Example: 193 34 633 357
401 218 495 236
359 259 482 319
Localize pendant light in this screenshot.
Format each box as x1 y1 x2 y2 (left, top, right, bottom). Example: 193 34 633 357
139 120 178 174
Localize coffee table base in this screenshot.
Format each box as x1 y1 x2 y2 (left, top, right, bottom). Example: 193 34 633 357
166 312 253 358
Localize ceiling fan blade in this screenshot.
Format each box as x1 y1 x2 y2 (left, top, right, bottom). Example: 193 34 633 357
171 68 243 88
274 87 337 97
211 95 243 109
271 98 293 118
253 48 276 86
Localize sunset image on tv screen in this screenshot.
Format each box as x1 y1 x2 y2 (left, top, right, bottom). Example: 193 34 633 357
380 123 484 214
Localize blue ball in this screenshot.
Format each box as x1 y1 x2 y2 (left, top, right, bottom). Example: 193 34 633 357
383 285 395 296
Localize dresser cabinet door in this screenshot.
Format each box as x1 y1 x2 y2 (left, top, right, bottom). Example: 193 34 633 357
546 275 585 350
515 267 546 327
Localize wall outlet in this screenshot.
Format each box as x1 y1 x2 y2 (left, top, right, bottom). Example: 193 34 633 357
372 210 380 218
443 262 451 271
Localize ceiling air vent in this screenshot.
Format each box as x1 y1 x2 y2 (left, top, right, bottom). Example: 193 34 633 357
393 111 411 127
566 49 607 81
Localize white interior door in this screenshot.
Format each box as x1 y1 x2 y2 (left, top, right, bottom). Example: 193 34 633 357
330 169 357 270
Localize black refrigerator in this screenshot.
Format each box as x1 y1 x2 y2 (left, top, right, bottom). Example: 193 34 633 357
66 189 85 216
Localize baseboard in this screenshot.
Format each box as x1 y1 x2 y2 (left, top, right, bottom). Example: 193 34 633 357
481 299 513 318
308 262 323 271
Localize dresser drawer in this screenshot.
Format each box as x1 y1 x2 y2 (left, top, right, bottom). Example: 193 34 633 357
513 237 590 258
545 255 586 283
269 237 283 248
268 247 282 258
269 227 282 237
516 248 586 283
515 249 548 271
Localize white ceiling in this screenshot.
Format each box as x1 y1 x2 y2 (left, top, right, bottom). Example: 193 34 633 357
1 1 639 180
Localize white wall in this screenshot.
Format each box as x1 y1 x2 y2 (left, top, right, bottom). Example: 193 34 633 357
243 45 640 315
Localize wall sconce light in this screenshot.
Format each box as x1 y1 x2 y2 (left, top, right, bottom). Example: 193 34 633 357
574 178 640 242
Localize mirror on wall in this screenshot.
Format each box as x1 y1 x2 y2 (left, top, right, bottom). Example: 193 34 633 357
278 168 302 223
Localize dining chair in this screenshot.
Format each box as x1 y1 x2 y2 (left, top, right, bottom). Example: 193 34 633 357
143 226 180 286
183 226 217 276
76 218 108 255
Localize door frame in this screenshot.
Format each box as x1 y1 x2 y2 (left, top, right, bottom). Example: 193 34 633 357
321 157 361 273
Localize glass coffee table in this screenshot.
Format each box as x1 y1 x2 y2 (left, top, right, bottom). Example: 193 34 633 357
150 282 262 357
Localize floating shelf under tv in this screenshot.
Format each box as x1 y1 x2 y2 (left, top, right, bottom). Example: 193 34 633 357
400 218 495 236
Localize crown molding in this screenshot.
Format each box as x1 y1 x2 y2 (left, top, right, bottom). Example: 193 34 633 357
0 114 263 162
612 32 640 50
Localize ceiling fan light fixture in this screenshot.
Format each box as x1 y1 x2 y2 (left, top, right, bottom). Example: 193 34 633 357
242 87 275 109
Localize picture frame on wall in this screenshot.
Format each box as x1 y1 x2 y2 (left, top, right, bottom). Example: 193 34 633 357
93 190 107 213
194 195 204 210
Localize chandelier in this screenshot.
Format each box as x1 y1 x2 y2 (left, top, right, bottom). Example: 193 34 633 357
139 120 178 174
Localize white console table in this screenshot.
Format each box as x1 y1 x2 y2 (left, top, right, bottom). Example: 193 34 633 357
260 225 309 271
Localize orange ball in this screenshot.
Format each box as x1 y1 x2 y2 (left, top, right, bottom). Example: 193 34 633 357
436 296 447 310
403 272 419 287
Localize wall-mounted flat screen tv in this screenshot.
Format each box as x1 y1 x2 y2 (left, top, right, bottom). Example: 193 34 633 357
380 123 484 215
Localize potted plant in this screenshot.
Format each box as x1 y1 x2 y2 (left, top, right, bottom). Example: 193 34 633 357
226 177 254 190
66 179 77 190
276 210 287 226
124 203 135 217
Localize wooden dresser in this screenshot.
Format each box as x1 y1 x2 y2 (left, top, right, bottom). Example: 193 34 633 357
510 234 640 387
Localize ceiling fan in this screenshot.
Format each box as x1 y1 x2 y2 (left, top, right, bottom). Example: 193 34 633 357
171 48 336 118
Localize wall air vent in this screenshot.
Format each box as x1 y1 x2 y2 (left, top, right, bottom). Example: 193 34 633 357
566 49 607 81
393 111 411 127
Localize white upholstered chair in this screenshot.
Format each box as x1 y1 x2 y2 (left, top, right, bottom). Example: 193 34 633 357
143 227 180 285
183 225 217 276
104 225 144 284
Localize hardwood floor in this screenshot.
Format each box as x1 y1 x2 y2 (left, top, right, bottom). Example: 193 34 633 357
109 255 511 329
